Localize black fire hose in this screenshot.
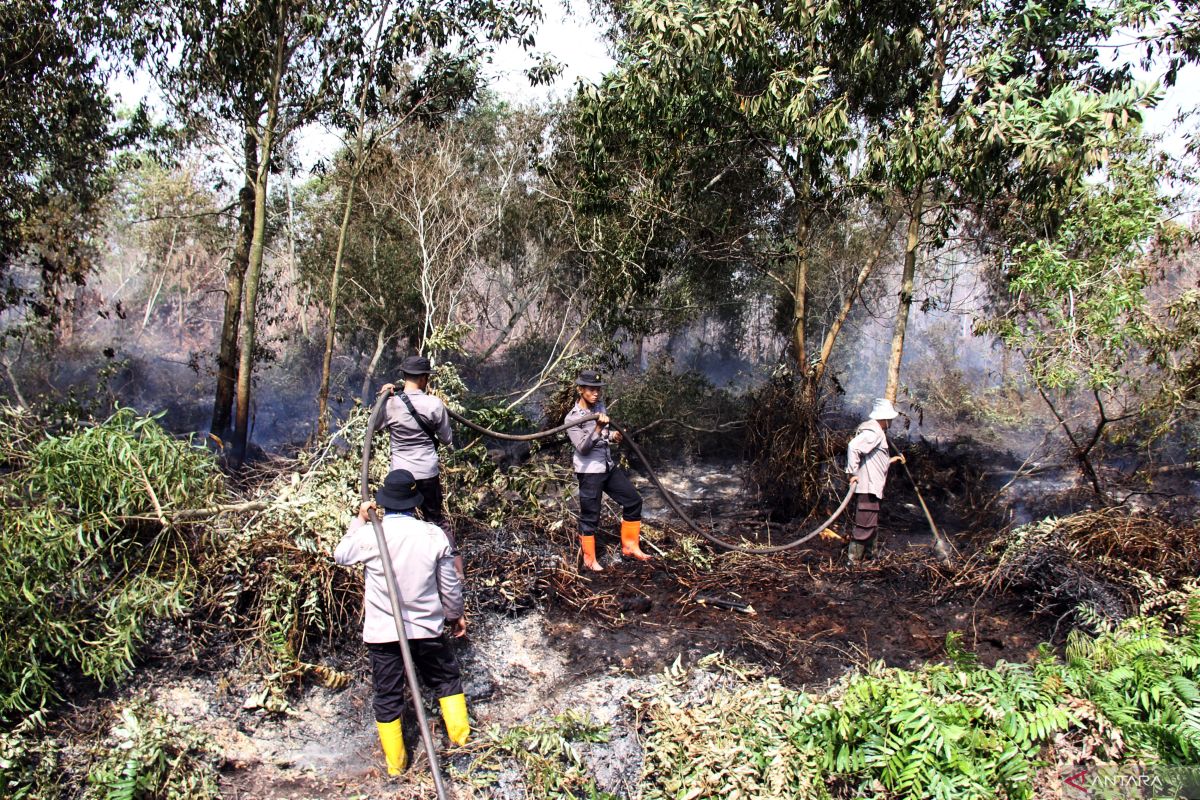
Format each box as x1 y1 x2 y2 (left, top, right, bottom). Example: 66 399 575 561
361 392 450 800
444 407 855 554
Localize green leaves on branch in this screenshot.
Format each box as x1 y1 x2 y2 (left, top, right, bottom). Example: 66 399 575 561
0 406 221 717
990 146 1166 393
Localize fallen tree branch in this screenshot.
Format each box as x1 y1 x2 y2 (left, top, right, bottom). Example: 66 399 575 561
627 418 745 438
119 500 271 524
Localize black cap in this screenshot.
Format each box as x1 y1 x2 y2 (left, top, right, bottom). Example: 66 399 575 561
374 469 424 511
401 355 432 376
575 369 605 387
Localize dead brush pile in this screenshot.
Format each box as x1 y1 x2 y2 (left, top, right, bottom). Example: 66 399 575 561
194 410 385 699
980 508 1200 623
744 372 840 520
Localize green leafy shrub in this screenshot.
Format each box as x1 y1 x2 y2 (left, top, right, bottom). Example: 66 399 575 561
466 710 618 799
0 711 63 799
605 359 743 458
638 593 1200 800
85 700 219 800
0 406 222 716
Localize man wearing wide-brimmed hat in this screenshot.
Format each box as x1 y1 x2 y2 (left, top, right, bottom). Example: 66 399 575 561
565 369 650 570
378 356 458 572
845 398 907 563
335 468 469 776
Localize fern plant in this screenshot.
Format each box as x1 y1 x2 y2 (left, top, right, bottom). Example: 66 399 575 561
85 701 218 800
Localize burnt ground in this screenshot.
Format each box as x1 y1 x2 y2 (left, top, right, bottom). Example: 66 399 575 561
203 454 1059 799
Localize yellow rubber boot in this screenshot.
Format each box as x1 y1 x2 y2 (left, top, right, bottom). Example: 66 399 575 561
439 693 470 745
621 520 651 561
579 535 603 572
375 719 407 775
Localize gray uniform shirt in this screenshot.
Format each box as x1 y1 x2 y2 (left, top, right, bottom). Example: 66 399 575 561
845 419 891 498
334 512 463 642
566 400 613 474
377 389 453 479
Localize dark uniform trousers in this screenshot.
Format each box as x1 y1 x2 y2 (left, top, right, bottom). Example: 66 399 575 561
852 493 880 543
414 476 455 549
367 636 463 723
577 466 642 536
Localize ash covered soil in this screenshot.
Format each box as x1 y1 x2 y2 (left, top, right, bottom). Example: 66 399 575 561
185 458 1050 799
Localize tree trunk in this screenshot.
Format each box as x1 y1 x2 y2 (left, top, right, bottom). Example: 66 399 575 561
885 191 924 402
360 325 389 403
316 173 359 439
809 216 897 392
210 132 257 438
230 153 271 466
791 215 810 373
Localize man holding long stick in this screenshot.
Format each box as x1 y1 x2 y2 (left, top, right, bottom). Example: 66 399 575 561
845 398 906 563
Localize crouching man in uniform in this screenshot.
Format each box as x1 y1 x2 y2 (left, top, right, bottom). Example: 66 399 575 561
335 469 469 775
845 398 906 563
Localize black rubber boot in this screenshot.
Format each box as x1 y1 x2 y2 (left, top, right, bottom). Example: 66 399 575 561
847 541 866 564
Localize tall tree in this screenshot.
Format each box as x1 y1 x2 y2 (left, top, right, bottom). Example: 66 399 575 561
0 0 131 326
311 0 542 437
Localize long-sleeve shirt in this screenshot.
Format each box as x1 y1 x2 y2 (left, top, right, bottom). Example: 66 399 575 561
334 512 462 642
376 389 453 479
565 400 613 474
845 419 891 498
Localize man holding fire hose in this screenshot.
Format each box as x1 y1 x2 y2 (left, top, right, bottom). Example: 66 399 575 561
845 398 907 563
335 469 469 776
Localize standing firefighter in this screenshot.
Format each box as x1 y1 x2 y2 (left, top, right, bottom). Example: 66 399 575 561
566 370 651 570
845 398 906 563
335 469 470 776
378 356 461 575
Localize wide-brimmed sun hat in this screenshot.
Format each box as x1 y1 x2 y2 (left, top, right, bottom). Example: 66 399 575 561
575 369 605 388
869 398 900 421
375 469 424 510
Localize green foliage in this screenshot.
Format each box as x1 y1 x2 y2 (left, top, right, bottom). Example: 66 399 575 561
1063 602 1200 763
994 146 1167 392
606 359 742 458
466 710 618 800
0 0 131 322
0 406 222 717
0 711 62 800
85 701 219 800
639 591 1200 800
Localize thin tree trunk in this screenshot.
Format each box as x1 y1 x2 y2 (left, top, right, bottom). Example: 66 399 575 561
211 132 257 438
885 191 924 402
1036 383 1105 496
231 157 271 465
231 34 285 466
287 177 307 339
809 216 897 391
791 215 810 372
316 172 359 439
361 325 388 402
